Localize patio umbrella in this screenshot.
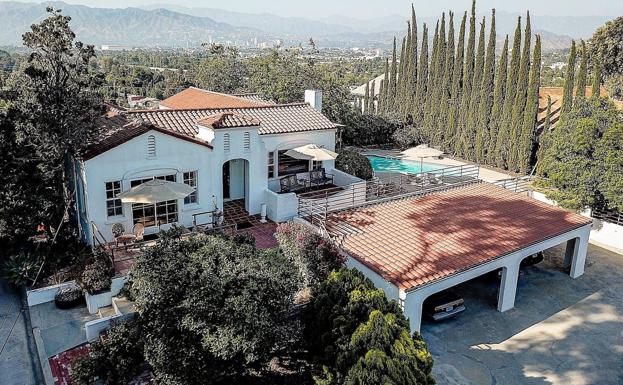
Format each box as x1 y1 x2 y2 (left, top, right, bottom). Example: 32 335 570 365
284 144 338 161
401 144 444 170
117 179 195 204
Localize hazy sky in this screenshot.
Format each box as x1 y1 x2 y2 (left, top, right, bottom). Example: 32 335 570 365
4 0 623 19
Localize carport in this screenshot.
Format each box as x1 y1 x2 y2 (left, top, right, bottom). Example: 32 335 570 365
322 182 593 333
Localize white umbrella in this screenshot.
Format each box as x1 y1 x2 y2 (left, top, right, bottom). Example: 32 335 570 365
401 144 444 171
117 179 195 204
284 144 338 161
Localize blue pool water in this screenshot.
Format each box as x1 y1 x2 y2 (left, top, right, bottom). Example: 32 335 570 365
366 155 440 174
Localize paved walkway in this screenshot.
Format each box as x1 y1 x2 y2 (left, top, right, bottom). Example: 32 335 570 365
422 244 623 385
0 280 42 385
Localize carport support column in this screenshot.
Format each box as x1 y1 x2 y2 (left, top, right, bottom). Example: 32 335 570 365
403 291 426 334
564 226 591 278
497 262 520 312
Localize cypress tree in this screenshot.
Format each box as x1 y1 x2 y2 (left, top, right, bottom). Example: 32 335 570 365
413 24 429 127
456 0 476 156
475 9 497 163
536 95 552 176
518 35 541 174
368 79 376 114
379 58 389 114
423 21 440 141
463 16 486 161
544 95 552 132
430 13 447 145
495 16 522 169
508 11 532 171
561 40 576 115
397 36 407 114
363 81 370 114
377 78 385 115
487 35 508 165
388 38 398 112
400 21 413 116
592 59 601 98
444 12 466 152
576 40 588 98
406 5 418 116
438 11 455 146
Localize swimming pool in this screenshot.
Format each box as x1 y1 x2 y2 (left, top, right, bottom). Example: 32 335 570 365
366 155 440 174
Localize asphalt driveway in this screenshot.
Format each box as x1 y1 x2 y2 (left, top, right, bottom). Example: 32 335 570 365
422 244 623 385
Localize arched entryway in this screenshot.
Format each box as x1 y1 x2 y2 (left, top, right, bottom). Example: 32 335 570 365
222 158 250 210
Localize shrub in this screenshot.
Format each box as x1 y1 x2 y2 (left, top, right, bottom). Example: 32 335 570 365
304 268 434 385
1 252 41 286
276 222 345 289
335 150 373 181
54 285 84 309
77 248 113 295
130 232 300 384
71 318 145 385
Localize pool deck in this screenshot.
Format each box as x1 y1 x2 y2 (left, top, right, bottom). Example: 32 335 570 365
360 148 516 183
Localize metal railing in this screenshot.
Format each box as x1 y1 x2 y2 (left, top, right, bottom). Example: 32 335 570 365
491 176 534 194
297 164 481 229
592 206 623 226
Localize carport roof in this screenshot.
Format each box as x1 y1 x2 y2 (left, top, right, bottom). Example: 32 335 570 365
326 182 592 291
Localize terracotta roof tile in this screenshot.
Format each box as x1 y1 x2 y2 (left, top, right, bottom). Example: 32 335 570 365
326 183 592 291
128 103 339 136
160 87 271 109
196 112 260 129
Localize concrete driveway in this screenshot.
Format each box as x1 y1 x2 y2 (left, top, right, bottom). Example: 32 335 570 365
422 244 623 385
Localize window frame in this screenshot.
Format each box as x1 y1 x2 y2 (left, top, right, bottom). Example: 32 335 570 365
130 174 179 227
183 171 198 205
105 180 123 218
267 151 276 179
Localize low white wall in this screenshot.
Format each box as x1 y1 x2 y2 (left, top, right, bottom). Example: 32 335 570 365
27 281 77 307
265 189 299 222
85 276 128 315
331 168 364 186
85 312 135 341
532 191 623 254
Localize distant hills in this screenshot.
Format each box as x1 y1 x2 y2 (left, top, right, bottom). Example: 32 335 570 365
0 1 614 50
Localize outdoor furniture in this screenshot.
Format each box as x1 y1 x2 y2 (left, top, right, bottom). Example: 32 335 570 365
279 175 307 193
309 168 334 187
112 223 136 247
133 223 145 242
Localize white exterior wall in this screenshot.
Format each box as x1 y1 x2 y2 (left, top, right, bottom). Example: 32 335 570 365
80 127 338 243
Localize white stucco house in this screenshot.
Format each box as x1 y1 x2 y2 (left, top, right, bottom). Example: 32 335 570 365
73 88 359 245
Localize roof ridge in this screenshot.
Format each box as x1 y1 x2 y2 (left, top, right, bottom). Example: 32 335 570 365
182 86 268 105
127 102 311 114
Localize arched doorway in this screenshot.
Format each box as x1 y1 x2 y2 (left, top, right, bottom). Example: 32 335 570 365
222 158 250 209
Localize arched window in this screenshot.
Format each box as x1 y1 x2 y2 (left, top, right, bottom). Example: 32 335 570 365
147 135 156 158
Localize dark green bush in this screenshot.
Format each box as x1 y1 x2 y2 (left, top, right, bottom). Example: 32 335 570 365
71 318 144 385
77 248 113 295
335 150 373 181
54 286 84 309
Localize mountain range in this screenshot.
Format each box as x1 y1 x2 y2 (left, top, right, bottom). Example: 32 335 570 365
0 1 614 50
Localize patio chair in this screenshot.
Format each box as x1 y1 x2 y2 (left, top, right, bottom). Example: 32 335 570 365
279 175 307 193
309 168 334 187
112 223 136 248
132 223 145 243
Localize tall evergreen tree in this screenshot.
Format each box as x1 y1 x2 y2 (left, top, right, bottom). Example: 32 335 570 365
455 0 477 156
561 40 576 115
423 21 440 141
508 11 532 171
377 78 385 115
379 58 389 114
388 38 398 112
517 35 542 174
430 13 447 145
413 24 429 127
397 36 407 114
575 40 588 98
399 21 413 117
406 5 418 116
438 11 455 146
495 16 522 169
368 79 376 114
463 16 486 160
475 9 497 163
535 95 552 175
592 59 601 98
363 81 370 114
487 35 509 164
444 12 467 151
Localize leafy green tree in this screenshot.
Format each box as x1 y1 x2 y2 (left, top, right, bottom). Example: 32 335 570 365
591 59 602 98
539 97 621 210
561 40 577 115
589 16 623 80
596 122 623 212
194 46 246 93
335 150 374 180
576 40 588 98
131 233 300 384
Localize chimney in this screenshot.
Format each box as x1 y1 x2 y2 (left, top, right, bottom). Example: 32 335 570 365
305 90 322 112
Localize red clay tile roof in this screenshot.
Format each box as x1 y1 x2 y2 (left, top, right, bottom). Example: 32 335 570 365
128 103 340 136
197 112 261 129
160 87 271 109
233 93 276 104
81 112 212 161
326 183 592 291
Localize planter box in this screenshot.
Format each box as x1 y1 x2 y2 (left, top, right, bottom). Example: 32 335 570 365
27 281 77 307
85 290 113 314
